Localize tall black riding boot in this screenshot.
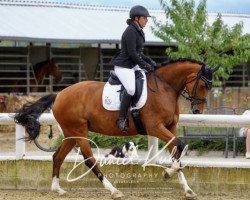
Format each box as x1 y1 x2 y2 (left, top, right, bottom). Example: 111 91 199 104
117 93 132 132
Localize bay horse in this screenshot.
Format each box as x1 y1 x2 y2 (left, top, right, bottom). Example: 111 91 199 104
13 58 220 199
30 58 62 92
0 58 62 93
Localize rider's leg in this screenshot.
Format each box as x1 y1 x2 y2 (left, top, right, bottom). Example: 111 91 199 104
116 91 132 131
114 66 136 96
114 66 135 132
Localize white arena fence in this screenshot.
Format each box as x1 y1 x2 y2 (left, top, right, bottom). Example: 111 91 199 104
0 113 250 160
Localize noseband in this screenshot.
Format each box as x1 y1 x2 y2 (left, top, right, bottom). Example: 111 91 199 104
182 66 212 106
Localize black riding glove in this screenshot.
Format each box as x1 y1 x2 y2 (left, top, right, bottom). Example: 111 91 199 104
144 64 154 73
150 60 157 68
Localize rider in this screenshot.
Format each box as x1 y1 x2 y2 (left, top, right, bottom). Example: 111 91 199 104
111 5 157 132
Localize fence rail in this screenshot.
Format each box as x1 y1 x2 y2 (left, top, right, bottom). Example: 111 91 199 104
0 113 250 160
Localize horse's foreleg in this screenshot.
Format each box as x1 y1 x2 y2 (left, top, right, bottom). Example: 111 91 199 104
164 137 186 178
178 170 197 199
51 138 76 195
76 138 124 199
149 124 196 199
149 124 182 176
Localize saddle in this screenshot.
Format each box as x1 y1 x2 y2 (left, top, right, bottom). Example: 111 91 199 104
102 70 147 111
102 70 148 135
108 70 144 107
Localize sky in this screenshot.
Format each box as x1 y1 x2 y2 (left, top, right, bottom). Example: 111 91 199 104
47 0 250 14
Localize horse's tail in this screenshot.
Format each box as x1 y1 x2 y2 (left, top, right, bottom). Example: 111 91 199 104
13 94 57 141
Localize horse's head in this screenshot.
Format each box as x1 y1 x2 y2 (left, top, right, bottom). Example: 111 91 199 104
184 64 220 114
48 58 62 83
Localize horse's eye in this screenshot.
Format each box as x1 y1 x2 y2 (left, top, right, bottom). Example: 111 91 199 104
198 84 206 89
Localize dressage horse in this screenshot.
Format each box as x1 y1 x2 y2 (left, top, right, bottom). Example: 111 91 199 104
0 58 62 93
13 58 220 199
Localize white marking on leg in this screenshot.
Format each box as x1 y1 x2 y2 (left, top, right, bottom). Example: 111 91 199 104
178 171 197 198
102 177 117 193
164 160 181 178
51 176 66 195
102 177 124 199
178 170 191 191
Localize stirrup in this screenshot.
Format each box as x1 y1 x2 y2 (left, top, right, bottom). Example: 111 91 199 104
117 118 129 132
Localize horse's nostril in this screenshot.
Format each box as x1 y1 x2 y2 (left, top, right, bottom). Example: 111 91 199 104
193 109 200 114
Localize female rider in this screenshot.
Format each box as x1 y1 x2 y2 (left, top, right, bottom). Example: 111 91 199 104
111 5 156 132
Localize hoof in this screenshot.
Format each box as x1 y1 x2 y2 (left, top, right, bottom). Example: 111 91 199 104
184 190 197 200
58 189 67 196
163 167 175 179
51 188 67 196
111 190 124 199
163 171 171 179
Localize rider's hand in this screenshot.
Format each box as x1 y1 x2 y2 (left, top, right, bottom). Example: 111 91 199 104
150 60 157 68
144 64 154 73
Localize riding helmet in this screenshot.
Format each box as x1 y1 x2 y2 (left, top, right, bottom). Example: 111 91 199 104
129 5 151 18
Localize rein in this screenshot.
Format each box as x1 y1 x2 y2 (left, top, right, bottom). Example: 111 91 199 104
147 72 159 92
148 73 184 98
149 68 209 106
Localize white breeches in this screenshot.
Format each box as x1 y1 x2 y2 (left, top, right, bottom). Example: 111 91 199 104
114 65 142 96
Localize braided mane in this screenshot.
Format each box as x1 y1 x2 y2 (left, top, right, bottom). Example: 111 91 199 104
160 58 205 67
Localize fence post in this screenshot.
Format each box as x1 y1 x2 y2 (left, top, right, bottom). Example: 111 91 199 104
15 124 25 160
147 136 158 163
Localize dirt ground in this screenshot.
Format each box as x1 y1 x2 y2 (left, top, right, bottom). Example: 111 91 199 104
0 189 249 200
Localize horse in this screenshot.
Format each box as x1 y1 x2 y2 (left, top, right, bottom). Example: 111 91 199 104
0 58 62 93
13 58 220 199
30 58 62 92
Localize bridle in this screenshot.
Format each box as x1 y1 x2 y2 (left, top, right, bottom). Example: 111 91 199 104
181 66 212 107
149 63 219 109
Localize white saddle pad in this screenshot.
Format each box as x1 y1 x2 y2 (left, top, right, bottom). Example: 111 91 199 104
102 73 147 111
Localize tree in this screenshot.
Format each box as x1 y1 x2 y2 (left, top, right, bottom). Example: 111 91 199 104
152 0 250 84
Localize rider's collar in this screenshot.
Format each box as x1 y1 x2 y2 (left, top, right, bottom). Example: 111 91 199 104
132 21 143 31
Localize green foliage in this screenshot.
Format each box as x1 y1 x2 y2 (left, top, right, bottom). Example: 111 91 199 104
84 132 246 154
88 131 149 149
186 139 245 154
152 0 250 85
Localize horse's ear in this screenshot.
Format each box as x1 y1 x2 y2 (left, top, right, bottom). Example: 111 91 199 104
212 64 221 73
201 64 206 73
50 58 55 63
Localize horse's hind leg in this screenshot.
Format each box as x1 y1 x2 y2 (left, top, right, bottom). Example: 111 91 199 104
75 137 124 199
51 138 76 195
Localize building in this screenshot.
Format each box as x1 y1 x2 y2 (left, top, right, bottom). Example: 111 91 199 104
0 0 249 94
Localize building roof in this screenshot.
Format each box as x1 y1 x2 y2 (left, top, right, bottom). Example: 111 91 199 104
15 0 250 14
0 0 250 45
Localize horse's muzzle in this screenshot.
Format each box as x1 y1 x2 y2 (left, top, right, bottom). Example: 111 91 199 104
192 109 201 114
191 104 201 114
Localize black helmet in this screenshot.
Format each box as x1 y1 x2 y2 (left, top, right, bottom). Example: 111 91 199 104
129 5 151 18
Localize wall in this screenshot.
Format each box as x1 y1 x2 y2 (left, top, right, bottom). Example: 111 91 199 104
80 47 99 80
0 160 249 197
